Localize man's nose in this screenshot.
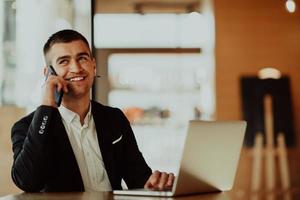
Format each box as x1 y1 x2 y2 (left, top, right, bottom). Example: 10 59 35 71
69 60 82 73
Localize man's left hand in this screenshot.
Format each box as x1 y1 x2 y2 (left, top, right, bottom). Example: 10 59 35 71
144 170 175 191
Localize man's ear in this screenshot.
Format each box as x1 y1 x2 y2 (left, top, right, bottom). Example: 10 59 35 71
43 66 47 77
92 58 96 75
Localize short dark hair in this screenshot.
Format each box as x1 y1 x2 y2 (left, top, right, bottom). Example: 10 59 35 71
43 29 90 56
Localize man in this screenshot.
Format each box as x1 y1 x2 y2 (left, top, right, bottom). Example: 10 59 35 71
11 29 174 192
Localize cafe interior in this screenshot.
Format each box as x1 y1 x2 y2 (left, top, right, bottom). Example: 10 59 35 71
0 0 300 199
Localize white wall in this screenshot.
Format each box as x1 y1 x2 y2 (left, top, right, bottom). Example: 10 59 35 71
0 1 4 106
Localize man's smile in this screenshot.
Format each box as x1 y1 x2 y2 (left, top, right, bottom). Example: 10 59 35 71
65 75 87 82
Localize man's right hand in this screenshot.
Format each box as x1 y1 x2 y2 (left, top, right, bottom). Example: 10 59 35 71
42 70 68 107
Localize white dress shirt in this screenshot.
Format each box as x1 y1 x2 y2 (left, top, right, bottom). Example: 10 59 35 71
59 104 112 191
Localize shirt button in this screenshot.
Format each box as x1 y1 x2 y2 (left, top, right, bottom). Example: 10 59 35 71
43 116 48 121
39 130 44 134
40 125 45 130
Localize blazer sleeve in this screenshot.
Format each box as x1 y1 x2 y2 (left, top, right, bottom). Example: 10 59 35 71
11 105 59 192
115 108 152 188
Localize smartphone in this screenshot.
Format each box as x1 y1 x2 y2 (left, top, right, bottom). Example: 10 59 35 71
45 65 64 107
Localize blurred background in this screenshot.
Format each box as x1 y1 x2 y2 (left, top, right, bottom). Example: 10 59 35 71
0 0 300 197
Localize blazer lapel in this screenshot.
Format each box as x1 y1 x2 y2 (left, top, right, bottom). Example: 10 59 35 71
91 101 116 188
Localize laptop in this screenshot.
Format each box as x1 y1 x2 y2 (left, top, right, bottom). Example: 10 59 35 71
113 120 246 197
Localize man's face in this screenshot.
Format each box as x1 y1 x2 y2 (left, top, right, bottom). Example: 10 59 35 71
45 40 96 99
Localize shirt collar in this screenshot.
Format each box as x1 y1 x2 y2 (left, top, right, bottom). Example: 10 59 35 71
59 103 92 125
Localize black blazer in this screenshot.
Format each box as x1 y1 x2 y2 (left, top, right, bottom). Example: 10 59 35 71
11 101 152 192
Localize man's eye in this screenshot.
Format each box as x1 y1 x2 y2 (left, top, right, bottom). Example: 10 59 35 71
78 56 88 62
59 60 68 65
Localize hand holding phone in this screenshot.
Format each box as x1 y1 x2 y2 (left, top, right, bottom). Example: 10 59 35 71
45 65 64 107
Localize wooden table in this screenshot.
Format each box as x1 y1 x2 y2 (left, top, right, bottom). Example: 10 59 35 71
1 189 300 200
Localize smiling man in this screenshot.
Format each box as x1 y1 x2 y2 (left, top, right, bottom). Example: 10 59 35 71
11 29 174 192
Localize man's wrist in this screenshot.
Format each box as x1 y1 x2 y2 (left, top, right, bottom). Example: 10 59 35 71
41 100 57 108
